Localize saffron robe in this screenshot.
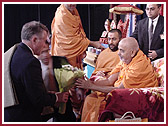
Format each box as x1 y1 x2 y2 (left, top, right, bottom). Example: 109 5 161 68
81 50 158 122
110 49 158 88
92 48 120 75
51 4 90 69
82 49 119 122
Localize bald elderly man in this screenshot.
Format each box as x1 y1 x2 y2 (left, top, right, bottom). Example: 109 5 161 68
76 37 158 94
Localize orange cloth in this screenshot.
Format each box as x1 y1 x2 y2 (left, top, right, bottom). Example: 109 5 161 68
92 48 120 75
81 50 158 122
82 48 119 122
51 4 90 69
110 49 158 88
81 92 105 122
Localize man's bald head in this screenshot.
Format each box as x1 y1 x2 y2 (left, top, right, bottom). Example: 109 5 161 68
118 37 139 64
120 37 139 52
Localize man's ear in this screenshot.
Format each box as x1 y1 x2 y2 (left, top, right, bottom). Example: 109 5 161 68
31 35 38 44
131 50 136 57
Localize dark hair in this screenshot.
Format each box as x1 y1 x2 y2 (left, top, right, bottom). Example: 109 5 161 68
157 4 162 8
21 21 49 41
145 4 162 8
109 29 122 40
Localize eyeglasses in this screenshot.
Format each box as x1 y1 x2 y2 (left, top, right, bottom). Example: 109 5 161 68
145 7 156 11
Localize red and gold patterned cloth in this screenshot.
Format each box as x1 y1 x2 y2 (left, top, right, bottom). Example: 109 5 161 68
99 87 164 122
152 58 164 87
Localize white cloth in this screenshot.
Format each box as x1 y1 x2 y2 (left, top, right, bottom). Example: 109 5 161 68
148 15 160 34
148 15 159 49
4 44 19 108
40 60 50 90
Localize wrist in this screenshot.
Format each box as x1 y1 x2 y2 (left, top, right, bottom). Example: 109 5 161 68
89 41 97 47
90 83 96 90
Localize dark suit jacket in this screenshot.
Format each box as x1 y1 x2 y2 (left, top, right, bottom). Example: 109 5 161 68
4 43 56 122
131 15 164 60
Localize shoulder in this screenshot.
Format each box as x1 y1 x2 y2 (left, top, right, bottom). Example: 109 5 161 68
130 51 150 70
137 17 148 24
159 15 164 22
98 48 111 56
101 48 109 53
13 43 40 68
20 56 41 77
159 15 164 19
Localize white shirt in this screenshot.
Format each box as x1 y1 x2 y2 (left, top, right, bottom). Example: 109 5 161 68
40 60 50 90
40 60 59 103
148 15 160 34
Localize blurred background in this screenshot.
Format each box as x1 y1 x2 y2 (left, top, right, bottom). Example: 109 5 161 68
4 3 158 52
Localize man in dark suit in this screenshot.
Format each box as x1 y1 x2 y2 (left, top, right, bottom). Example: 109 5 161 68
131 4 164 60
4 21 69 122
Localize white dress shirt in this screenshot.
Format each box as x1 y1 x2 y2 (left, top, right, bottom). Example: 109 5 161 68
148 15 160 34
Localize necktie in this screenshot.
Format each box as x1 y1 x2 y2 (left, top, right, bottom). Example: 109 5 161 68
149 20 154 50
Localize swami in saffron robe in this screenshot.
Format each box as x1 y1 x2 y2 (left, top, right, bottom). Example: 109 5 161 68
110 49 158 88
81 49 158 122
51 4 90 69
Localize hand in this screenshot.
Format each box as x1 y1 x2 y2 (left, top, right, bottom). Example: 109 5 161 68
96 71 105 77
69 87 84 109
75 76 93 89
55 92 69 103
90 41 105 49
148 50 157 60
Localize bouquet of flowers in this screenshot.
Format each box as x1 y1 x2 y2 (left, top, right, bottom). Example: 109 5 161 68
54 65 84 114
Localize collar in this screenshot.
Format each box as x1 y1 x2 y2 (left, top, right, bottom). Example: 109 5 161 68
153 15 160 22
149 15 160 22
40 60 49 70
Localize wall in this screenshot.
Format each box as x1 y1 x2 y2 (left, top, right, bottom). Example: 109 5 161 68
4 4 110 52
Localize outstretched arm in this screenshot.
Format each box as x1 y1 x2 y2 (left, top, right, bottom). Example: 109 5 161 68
90 41 105 49
94 72 119 86
75 75 124 93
